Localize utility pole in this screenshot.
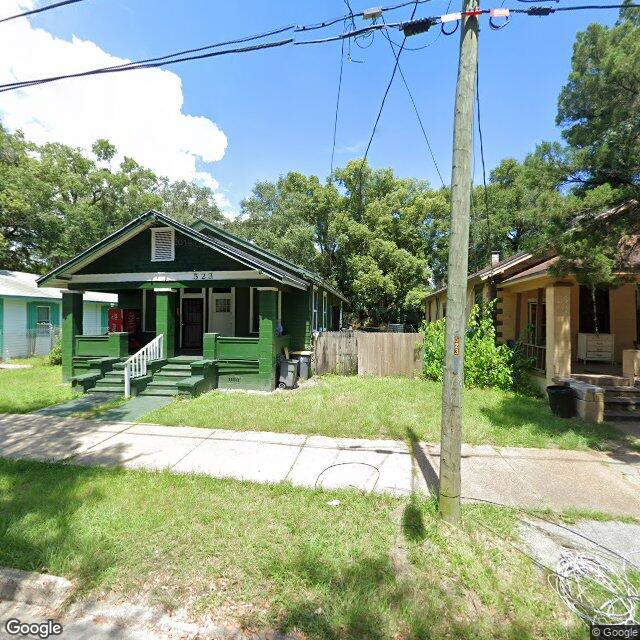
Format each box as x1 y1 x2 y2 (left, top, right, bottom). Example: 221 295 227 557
439 0 480 524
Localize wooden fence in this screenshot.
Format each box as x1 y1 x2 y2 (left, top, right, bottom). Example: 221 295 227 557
313 331 424 377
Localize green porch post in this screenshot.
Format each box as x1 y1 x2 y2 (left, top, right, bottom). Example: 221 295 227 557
258 288 278 391
155 289 176 358
61 290 83 381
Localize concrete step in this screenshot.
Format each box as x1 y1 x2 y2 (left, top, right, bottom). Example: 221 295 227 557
603 386 640 398
91 385 124 394
604 409 640 422
160 364 192 372
167 357 200 364
153 371 191 379
145 380 181 389
140 386 180 397
571 374 631 387
605 397 640 411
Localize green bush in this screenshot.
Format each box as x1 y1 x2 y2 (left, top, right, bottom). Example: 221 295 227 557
421 303 534 393
48 336 62 365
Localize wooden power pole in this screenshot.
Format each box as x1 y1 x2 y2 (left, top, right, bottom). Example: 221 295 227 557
439 0 480 524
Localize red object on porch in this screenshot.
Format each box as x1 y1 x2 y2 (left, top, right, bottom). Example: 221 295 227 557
107 308 142 351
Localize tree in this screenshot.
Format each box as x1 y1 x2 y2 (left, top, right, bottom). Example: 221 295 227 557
547 198 639 333
556 5 640 192
158 179 224 226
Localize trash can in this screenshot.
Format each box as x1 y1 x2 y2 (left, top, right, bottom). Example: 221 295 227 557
291 350 313 381
546 385 576 418
279 359 299 389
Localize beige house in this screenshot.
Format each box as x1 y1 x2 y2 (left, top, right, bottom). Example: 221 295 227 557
424 201 640 422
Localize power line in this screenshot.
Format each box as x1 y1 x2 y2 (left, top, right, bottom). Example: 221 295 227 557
475 59 493 260
381 27 445 187
2 3 636 94
0 35 294 93
358 5 420 174
295 0 432 32
330 38 346 175
0 0 88 24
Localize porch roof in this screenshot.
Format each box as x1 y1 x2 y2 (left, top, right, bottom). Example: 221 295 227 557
37 210 348 302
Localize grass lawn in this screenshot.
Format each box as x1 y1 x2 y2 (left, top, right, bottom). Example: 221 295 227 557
142 375 623 450
0 358 77 413
0 458 586 639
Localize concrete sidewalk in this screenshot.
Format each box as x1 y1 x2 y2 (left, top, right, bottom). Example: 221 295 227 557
0 413 638 517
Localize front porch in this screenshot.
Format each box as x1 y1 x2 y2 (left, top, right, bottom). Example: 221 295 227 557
62 286 299 396
498 275 640 421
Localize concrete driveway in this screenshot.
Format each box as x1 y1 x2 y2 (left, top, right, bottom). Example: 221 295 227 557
0 413 638 517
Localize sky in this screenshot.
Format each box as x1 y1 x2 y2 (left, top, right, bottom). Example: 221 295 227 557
0 0 620 216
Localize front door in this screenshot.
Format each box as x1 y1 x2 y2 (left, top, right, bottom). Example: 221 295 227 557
182 298 204 350
209 292 234 336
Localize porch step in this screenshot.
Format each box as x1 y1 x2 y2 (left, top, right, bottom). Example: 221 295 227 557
603 386 640 399
571 374 631 387
140 384 180 397
167 357 201 364
605 397 640 411
604 409 640 422
90 384 124 394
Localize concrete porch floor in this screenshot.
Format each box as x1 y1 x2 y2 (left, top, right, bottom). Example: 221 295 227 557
0 413 638 518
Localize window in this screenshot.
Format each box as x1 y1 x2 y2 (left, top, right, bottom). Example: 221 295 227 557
579 285 610 334
527 301 547 344
322 292 328 331
36 306 50 324
151 227 175 262
216 298 231 313
36 306 51 336
250 287 260 333
312 287 319 332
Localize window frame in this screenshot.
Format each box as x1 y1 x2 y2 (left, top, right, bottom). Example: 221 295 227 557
150 227 175 262
322 292 328 331
36 305 51 325
312 287 319 332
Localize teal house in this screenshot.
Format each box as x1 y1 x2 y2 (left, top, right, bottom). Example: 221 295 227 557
0 270 115 360
37 210 347 396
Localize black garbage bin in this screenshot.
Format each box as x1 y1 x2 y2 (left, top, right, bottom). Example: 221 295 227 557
546 385 576 418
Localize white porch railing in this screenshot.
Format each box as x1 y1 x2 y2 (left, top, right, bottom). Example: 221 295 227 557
123 334 164 398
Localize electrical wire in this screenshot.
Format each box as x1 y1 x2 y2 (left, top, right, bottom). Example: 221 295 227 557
0 37 294 94
381 26 445 187
475 59 494 269
356 1 421 198
295 0 432 32
330 38 346 175
0 0 88 24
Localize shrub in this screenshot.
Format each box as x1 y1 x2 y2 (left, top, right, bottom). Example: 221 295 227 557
48 336 62 365
421 303 534 393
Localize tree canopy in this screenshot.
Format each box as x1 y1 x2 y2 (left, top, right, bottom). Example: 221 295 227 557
0 6 637 325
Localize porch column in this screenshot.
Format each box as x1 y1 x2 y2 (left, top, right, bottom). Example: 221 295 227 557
545 284 572 384
497 289 516 343
61 290 83 381
258 288 278 391
155 289 176 359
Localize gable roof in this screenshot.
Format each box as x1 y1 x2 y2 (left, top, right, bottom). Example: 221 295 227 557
37 210 347 302
1 270 116 303
191 218 347 301
425 251 536 301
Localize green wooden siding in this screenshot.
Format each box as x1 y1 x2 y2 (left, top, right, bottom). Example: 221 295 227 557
282 289 312 350
0 298 3 359
77 226 250 275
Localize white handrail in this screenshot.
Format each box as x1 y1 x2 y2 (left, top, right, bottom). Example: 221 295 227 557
123 334 164 398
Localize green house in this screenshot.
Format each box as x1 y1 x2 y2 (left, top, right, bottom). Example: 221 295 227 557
37 210 347 396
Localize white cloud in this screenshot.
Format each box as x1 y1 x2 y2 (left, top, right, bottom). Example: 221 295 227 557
0 0 229 202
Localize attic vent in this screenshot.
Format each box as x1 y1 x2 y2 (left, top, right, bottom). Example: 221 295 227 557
151 227 175 262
